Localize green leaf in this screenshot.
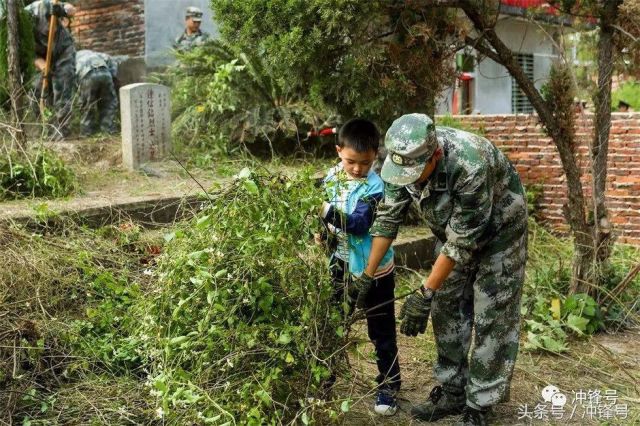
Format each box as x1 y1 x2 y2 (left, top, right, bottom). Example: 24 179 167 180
256 389 271 405
582 305 596 317
237 167 251 179
243 179 259 195
566 314 589 334
541 335 568 352
341 400 351 413
285 352 295 364
196 215 211 227
168 336 189 346
277 333 291 345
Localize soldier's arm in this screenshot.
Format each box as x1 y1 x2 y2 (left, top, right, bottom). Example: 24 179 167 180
440 164 493 265
365 182 412 276
173 35 183 50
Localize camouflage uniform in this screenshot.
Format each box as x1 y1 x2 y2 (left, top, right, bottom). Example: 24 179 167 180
75 50 119 135
26 0 76 137
371 114 528 410
174 7 210 52
174 29 210 52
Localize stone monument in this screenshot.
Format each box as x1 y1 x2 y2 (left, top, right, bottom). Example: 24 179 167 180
120 83 171 169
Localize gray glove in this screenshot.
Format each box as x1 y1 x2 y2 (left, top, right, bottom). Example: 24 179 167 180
399 288 433 336
350 273 373 310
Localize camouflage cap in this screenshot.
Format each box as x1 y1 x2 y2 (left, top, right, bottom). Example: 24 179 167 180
380 113 438 186
185 6 203 21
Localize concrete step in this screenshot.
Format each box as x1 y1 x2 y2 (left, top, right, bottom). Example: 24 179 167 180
2 192 437 270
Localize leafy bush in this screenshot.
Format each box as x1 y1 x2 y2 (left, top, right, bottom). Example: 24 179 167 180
0 148 76 199
131 169 345 424
525 184 544 218
521 220 639 352
170 41 330 154
612 79 640 111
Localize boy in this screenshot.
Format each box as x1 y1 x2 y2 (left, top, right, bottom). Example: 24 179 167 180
319 118 400 416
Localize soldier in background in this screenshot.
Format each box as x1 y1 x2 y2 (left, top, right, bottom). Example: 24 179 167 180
363 113 528 426
75 50 119 135
174 6 210 52
25 0 77 139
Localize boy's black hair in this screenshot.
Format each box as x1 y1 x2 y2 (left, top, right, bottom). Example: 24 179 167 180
337 118 380 153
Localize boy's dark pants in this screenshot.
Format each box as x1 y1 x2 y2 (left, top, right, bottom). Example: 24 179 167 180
330 257 401 391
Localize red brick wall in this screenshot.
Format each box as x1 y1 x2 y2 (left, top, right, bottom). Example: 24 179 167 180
70 0 145 57
449 113 640 245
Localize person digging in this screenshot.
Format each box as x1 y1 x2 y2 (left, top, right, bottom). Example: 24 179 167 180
359 113 528 425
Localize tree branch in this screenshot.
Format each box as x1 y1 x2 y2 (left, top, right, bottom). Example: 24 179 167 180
464 36 500 63
612 24 639 43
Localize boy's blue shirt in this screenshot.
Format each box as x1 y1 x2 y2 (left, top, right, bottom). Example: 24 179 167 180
322 164 394 277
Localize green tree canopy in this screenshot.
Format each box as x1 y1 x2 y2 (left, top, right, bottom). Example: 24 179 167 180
210 0 462 126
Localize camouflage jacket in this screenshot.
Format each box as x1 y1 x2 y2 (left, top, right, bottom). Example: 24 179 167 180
76 50 117 81
370 127 527 265
25 0 75 67
174 30 210 51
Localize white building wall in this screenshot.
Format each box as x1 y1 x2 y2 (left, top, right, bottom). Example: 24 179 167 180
473 18 557 114
144 0 220 67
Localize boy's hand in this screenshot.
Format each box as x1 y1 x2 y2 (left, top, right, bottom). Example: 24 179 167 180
350 272 373 309
399 287 433 336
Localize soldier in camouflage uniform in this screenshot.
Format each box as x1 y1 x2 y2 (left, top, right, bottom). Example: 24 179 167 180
26 0 77 139
360 113 527 425
75 50 119 135
174 6 210 52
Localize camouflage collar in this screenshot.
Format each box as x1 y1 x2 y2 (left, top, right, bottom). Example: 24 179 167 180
426 143 448 192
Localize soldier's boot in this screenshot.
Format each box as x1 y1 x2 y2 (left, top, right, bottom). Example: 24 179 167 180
410 385 466 421
454 405 491 426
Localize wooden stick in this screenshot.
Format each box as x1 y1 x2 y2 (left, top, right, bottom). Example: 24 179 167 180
602 261 640 310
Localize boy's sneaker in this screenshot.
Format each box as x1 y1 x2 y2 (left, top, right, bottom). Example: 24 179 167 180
374 388 398 416
410 385 466 421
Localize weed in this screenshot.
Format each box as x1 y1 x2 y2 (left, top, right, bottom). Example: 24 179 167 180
0 147 76 200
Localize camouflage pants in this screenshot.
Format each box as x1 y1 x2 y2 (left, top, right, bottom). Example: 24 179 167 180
430 223 527 409
34 59 76 136
78 67 118 135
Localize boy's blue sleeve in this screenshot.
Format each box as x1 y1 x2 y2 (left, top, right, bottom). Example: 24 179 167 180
322 193 383 235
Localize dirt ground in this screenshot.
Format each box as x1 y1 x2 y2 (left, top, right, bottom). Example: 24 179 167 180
341 275 640 425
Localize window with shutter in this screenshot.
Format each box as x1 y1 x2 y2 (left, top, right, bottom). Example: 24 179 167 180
511 53 535 114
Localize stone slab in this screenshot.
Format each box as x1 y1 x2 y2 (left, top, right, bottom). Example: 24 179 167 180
120 83 171 169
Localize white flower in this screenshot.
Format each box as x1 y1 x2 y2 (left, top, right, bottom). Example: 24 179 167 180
143 269 153 276
155 407 164 418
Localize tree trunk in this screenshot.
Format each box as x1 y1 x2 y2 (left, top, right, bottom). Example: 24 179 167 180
580 0 623 295
459 1 594 293
6 0 26 146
